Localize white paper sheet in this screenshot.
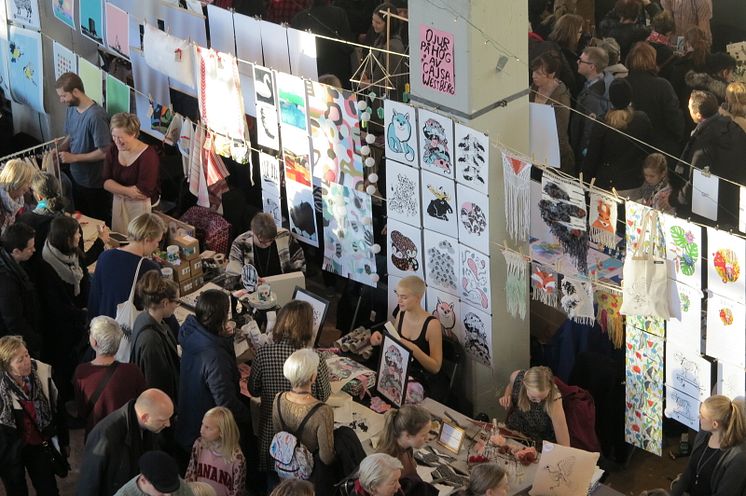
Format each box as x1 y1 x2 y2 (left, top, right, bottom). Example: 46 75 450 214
692 169 719 221
234 12 263 64
287 27 317 80
706 294 746 368
665 340 711 401
717 361 746 400
206 4 236 55
665 387 700 430
259 20 290 73
529 102 560 169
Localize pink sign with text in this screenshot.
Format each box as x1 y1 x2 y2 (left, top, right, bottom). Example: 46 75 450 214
419 25 455 95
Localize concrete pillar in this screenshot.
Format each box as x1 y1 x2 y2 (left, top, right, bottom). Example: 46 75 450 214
408 0 530 418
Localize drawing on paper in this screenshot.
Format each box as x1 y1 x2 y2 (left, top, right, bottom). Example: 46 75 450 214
455 123 488 193
285 178 318 247
461 248 490 313
388 110 416 162
706 295 746 368
462 309 491 366
384 101 419 166
432 298 456 338
707 228 745 303
419 109 454 178
7 27 44 113
260 152 282 225
9 0 40 29
376 335 410 407
254 65 279 151
52 0 74 29
533 442 600 496
391 230 420 272
671 352 705 397
457 184 490 254
426 184 453 220
421 170 456 236
387 161 421 227
544 457 575 491
460 202 487 235
665 388 700 430
424 232 459 295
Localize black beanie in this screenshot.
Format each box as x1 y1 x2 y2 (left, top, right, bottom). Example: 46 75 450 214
608 78 633 110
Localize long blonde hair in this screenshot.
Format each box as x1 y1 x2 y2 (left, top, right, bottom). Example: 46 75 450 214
377 405 431 458
724 82 746 119
703 395 746 449
517 366 559 415
203 407 241 462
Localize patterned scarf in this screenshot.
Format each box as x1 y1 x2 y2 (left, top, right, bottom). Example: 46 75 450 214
595 289 624 348
0 363 53 432
42 240 84 296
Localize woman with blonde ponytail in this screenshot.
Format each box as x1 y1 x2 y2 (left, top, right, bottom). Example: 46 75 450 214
670 395 746 496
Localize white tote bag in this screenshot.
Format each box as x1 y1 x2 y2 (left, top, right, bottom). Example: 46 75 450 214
620 210 671 318
114 258 145 363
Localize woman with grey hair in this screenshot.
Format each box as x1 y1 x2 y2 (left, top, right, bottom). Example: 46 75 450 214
72 316 146 437
352 453 405 496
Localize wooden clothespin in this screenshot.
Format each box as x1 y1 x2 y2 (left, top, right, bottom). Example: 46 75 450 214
701 166 711 177
579 172 584 186
589 178 596 190
611 187 619 200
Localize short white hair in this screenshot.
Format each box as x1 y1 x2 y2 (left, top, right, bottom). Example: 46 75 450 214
283 349 320 388
358 453 403 492
89 316 123 355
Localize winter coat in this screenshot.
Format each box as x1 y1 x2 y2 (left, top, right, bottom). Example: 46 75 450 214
175 315 250 451
130 312 180 404
0 248 42 356
570 76 609 162
626 70 684 156
685 70 728 102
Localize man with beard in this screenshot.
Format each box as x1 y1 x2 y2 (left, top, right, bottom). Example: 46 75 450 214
55 72 112 221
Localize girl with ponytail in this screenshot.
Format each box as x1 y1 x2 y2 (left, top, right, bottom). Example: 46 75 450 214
376 405 431 478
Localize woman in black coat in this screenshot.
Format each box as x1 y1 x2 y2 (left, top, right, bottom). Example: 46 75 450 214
625 42 684 158
583 79 653 193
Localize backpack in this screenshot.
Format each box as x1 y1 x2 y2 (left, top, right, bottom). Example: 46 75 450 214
554 377 601 452
270 394 323 480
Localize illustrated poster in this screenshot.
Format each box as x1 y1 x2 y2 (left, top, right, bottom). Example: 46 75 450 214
253 65 280 151
284 173 318 247
259 152 282 226
667 280 702 352
105 2 129 58
384 100 419 167
421 169 456 236
666 340 711 401
662 214 702 289
717 361 746 399
707 227 745 303
625 325 664 455
387 219 423 279
105 74 130 115
665 387 700 431
386 160 421 228
52 0 74 29
78 57 103 105
625 377 663 456
423 229 460 297
7 26 44 113
376 334 410 408
7 0 40 29
626 325 664 399
52 40 76 81
706 295 746 368
276 71 309 156
457 183 490 255
454 122 488 195
461 246 491 314
418 108 454 178
460 302 492 367
80 0 104 45
426 286 461 341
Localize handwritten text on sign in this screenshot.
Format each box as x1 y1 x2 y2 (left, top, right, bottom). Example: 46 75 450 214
419 25 455 95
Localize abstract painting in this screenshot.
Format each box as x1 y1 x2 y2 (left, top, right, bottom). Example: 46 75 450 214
539 171 588 274
276 71 309 156
283 149 312 187
662 214 702 289
7 26 44 113
285 176 318 247
259 152 282 226
52 0 74 29
418 108 454 179
387 219 423 279
665 340 711 401
460 302 492 366
384 100 419 167
667 280 702 351
626 314 665 338
105 2 129 58
386 160 421 228
80 0 104 45
626 325 664 399
531 442 600 496
706 295 745 368
717 361 746 399
625 378 663 456
707 228 745 303
421 169 456 236
426 286 460 340
7 0 40 29
321 182 377 286
423 229 460 296
454 122 488 195
457 183 490 255
376 334 410 408
625 325 664 455
306 81 363 189
253 65 280 151
665 387 700 431
461 247 491 314
52 40 76 81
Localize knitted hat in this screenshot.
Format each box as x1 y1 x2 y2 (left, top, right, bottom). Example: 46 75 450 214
139 451 180 493
608 79 632 110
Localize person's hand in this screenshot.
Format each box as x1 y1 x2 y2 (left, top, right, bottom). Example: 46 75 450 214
58 151 76 164
370 331 383 346
127 186 148 201
499 394 512 409
98 224 112 245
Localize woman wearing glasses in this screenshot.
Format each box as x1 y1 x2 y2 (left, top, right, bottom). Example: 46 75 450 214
229 213 306 278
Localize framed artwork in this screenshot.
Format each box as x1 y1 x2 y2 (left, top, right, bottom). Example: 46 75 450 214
105 2 129 58
52 40 76 81
454 122 488 195
384 100 419 168
661 214 702 289
424 229 460 297
7 26 44 113
665 387 700 431
457 183 490 255
292 287 330 347
387 219 423 279
707 228 745 303
426 286 460 340
253 65 280 151
437 421 465 454
667 280 702 351
386 160 421 228
530 442 600 496
7 0 40 30
706 295 745 368
460 302 492 366
80 0 104 45
418 108 454 179
461 247 491 314
52 0 74 29
259 152 282 226
376 333 410 408
665 340 712 401
421 169 457 236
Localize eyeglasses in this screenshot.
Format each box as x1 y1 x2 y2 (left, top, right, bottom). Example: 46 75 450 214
577 59 594 66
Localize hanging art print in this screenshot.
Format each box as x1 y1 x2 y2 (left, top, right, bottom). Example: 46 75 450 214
626 324 664 402
706 295 745 368
306 81 363 189
665 341 711 402
52 0 74 29
625 377 663 456
662 214 702 289
195 47 246 141
52 40 76 81
276 71 309 156
665 387 700 431
531 263 558 308
461 247 491 314
588 189 618 250
502 249 528 320
418 108 454 179
455 123 488 195
80 0 104 45
457 183 489 255
539 171 588 274
254 65 280 151
667 281 702 351
105 2 129 58
387 219 423 279
7 26 44 113
424 229 460 296
717 361 746 399
259 152 282 226
501 150 531 242
560 277 594 326
707 228 745 303
421 169 456 236
384 100 419 167
7 0 40 29
426 286 460 340
131 48 171 140
460 302 492 366
321 182 377 286
285 177 318 247
386 160 421 228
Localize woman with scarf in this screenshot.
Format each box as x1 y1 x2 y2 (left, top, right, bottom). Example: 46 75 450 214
0 159 37 232
0 335 68 495
38 216 90 403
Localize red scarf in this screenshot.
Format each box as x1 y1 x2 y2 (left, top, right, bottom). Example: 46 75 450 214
647 31 671 46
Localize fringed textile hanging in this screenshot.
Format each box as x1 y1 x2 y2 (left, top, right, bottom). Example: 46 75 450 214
589 189 618 250
560 276 595 326
501 150 532 242
502 249 528 319
531 263 558 307
595 288 624 348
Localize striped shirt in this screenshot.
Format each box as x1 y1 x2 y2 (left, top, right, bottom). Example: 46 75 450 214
661 0 712 41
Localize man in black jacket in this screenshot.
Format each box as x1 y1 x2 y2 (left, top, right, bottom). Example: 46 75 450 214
76 389 173 496
0 223 41 356
674 90 746 228
571 46 610 163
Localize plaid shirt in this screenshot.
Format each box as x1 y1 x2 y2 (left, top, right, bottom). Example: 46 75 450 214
248 340 331 471
264 0 313 24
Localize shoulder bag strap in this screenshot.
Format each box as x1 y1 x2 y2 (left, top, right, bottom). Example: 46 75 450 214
277 392 289 431
126 258 146 304
81 363 120 421
294 401 324 438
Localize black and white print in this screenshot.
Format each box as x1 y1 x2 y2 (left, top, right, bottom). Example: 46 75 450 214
424 229 460 296
386 160 422 227
455 122 489 195
421 169 457 236
457 183 489 255
460 303 492 366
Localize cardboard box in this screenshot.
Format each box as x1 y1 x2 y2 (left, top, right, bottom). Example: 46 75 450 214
162 259 191 282
192 273 204 290
175 235 199 260
179 277 196 295
154 212 196 244
190 257 203 276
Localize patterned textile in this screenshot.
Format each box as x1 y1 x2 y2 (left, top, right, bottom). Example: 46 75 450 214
228 228 306 274
185 436 247 496
195 46 246 141
180 206 232 255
